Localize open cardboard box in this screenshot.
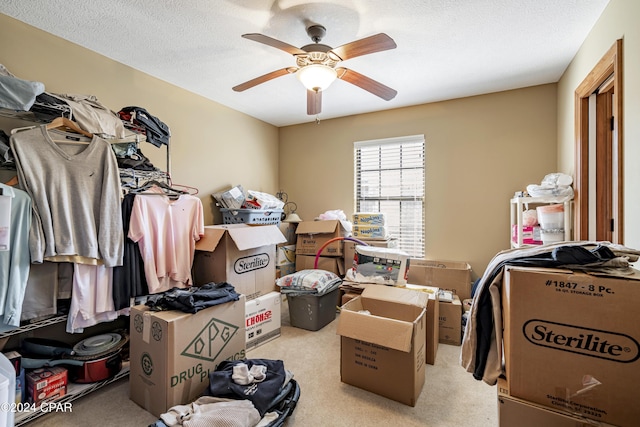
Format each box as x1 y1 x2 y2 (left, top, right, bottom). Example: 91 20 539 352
192 224 286 300
337 285 428 406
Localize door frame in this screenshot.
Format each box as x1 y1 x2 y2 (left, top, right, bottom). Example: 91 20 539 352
574 39 623 243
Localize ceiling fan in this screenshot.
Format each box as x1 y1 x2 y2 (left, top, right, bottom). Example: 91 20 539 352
232 24 397 115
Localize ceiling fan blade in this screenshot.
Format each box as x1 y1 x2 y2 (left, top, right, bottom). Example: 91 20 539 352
242 33 307 56
232 68 297 92
307 90 322 115
328 33 397 61
336 68 397 101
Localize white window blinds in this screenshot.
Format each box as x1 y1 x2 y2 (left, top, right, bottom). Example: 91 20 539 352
354 135 425 258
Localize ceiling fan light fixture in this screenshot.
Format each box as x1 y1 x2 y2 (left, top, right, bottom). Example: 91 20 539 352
296 64 337 92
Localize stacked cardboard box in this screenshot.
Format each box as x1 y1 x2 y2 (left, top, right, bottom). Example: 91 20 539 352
438 293 462 346
407 259 473 300
500 266 640 426
294 220 349 276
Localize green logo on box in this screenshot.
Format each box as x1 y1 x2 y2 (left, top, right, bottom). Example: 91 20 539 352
181 318 239 362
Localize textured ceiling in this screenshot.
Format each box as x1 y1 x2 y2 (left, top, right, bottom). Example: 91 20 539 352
0 0 609 127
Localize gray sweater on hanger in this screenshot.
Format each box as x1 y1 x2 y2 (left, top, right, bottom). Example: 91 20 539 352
10 125 123 267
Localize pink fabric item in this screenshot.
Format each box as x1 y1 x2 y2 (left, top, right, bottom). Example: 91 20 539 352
128 187 204 294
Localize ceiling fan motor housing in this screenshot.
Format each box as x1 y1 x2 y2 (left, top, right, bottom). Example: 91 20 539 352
306 25 326 43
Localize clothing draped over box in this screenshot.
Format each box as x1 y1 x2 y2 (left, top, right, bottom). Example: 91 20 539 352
460 241 640 385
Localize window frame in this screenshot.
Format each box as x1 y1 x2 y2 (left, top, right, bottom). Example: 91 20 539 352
354 134 425 258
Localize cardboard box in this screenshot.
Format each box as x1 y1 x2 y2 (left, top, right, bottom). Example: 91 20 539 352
275 244 296 265
276 262 295 278
343 239 398 273
295 220 349 256
129 298 246 417
245 291 281 351
337 286 428 406
407 259 473 300
497 378 617 427
295 254 344 276
439 294 462 345
341 291 360 306
192 224 286 301
405 284 440 365
278 222 298 245
26 366 67 406
502 266 640 427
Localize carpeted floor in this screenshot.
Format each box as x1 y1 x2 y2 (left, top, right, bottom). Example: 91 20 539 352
25 296 497 426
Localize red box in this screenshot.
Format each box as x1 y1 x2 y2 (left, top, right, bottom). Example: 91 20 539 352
26 367 67 405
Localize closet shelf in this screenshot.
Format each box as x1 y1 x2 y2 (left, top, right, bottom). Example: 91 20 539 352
14 363 130 426
0 315 67 340
0 107 148 145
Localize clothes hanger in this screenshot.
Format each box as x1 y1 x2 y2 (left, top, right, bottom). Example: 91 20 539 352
131 179 187 200
46 117 94 144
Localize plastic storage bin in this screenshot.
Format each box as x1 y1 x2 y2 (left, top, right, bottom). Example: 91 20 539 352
220 208 283 225
287 287 340 331
536 204 564 229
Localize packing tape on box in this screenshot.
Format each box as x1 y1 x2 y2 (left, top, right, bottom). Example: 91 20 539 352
143 312 151 344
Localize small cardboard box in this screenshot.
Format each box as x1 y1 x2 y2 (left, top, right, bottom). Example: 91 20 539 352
26 366 67 406
405 284 440 365
193 224 286 301
502 266 640 427
245 291 281 351
129 297 246 417
295 220 349 256
276 262 295 279
407 259 472 300
337 286 428 406
275 244 296 265
438 294 462 345
295 254 344 276
497 378 617 427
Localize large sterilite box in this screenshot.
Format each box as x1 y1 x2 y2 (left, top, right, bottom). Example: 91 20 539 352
497 378 617 427
287 287 340 331
503 266 640 427
192 224 286 301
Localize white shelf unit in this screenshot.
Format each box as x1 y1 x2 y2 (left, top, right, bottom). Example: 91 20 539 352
510 196 573 248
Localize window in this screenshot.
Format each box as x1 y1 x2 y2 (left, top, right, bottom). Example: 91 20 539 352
354 135 425 257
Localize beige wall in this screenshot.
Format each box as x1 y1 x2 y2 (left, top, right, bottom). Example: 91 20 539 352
557 0 640 250
279 85 558 277
0 14 279 226
1 12 563 278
